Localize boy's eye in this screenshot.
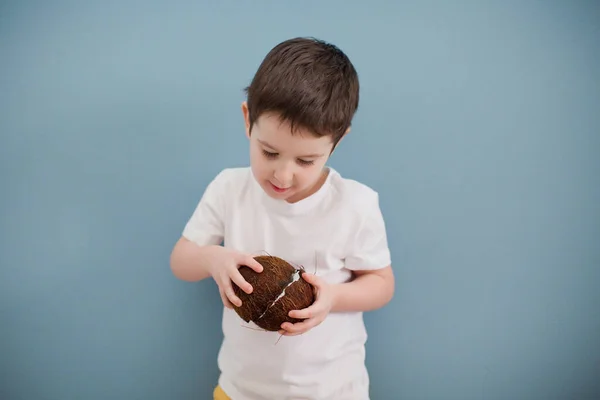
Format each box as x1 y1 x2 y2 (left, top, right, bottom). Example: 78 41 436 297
262 150 278 158
262 149 314 166
297 159 314 166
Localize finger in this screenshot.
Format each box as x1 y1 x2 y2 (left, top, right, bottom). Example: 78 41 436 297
221 276 242 307
230 269 253 294
279 326 305 336
301 272 321 287
242 255 263 273
219 287 233 309
288 303 320 320
280 318 317 335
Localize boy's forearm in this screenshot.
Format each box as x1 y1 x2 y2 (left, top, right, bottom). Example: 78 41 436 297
169 237 215 282
330 266 395 313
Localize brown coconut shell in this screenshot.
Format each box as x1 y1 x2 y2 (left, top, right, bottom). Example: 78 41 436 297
232 255 315 331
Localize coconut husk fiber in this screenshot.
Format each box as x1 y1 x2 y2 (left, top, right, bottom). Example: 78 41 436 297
232 255 315 331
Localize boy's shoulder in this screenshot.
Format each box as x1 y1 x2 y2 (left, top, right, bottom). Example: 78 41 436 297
197 167 253 204
213 166 251 180
327 168 382 211
207 166 253 189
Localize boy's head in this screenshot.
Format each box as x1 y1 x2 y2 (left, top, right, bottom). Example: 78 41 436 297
241 37 360 203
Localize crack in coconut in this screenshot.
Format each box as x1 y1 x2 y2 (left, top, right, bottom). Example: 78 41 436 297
257 269 300 321
232 255 315 332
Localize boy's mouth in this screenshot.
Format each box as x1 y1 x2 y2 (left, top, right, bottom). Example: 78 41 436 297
270 182 290 193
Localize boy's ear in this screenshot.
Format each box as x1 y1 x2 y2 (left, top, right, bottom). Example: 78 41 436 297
330 126 351 154
241 101 251 138
341 126 351 142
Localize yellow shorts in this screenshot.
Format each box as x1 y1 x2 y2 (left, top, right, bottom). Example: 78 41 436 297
213 385 231 400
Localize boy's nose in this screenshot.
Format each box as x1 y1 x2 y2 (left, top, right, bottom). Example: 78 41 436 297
273 166 293 186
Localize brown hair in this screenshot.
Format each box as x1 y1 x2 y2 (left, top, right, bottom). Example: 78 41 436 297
244 37 360 149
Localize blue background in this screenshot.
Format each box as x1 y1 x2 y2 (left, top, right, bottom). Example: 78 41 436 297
1 1 599 399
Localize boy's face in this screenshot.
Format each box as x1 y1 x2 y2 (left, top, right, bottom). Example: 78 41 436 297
242 102 336 203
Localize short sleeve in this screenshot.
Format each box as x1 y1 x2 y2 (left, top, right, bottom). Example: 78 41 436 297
181 170 227 247
345 193 392 271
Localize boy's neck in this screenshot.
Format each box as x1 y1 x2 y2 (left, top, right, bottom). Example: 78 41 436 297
285 167 330 204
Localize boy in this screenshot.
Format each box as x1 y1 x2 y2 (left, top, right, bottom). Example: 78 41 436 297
170 37 395 400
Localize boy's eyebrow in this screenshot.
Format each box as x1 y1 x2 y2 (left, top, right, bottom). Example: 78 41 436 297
257 139 324 158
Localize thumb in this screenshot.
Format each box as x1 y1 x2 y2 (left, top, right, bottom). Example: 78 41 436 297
301 272 321 287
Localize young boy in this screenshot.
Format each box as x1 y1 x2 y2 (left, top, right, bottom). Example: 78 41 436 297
170 37 395 400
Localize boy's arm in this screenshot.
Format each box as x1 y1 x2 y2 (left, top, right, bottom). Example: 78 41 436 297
330 190 394 313
171 170 229 282
170 237 218 282
281 265 395 335
330 265 395 312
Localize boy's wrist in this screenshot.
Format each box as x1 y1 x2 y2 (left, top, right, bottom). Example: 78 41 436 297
329 282 345 313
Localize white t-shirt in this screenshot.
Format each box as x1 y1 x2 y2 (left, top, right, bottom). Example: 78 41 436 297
182 166 391 400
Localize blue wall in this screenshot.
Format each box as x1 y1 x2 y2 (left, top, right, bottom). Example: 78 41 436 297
1 1 599 399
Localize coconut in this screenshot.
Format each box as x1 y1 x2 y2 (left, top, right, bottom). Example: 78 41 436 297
232 255 315 331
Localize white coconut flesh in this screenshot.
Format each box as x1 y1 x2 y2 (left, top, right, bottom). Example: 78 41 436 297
257 269 301 320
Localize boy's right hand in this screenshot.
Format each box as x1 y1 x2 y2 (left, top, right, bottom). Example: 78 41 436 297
205 246 264 309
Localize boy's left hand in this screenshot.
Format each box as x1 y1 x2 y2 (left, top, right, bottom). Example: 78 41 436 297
279 273 334 336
